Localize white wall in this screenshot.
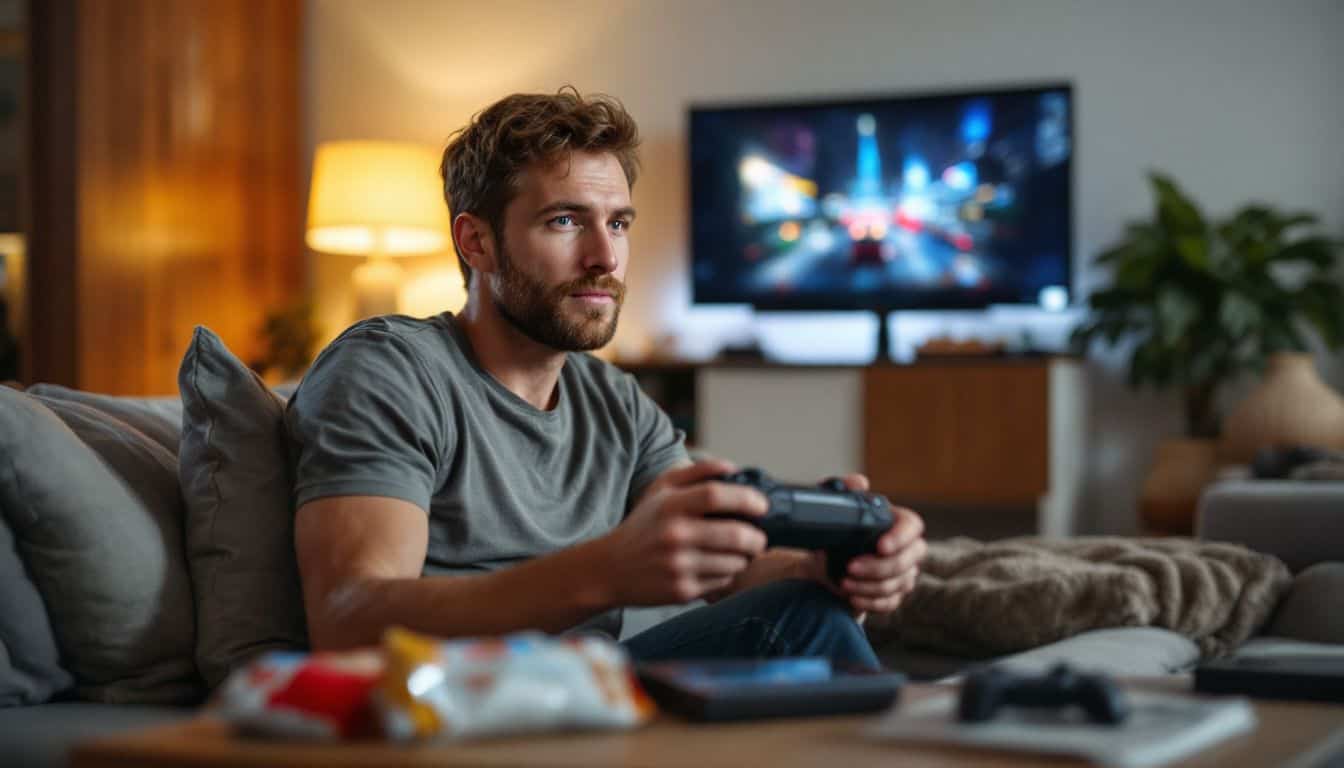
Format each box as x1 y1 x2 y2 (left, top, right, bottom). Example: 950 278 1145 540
305 0 1344 534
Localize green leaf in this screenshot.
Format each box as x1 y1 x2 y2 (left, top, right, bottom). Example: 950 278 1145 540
1218 292 1261 341
1156 288 1198 344
1175 235 1210 271
1295 279 1344 348
1277 212 1319 232
1128 337 1176 389
1150 173 1205 236
1089 287 1142 310
1114 251 1160 292
1271 236 1340 269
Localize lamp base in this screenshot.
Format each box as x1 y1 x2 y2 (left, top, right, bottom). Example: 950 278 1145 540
352 257 402 320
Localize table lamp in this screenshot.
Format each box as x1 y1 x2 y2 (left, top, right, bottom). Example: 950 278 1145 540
305 141 450 319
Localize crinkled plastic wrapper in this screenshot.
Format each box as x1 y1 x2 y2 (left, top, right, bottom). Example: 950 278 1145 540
212 649 385 740
377 627 656 741
211 628 654 742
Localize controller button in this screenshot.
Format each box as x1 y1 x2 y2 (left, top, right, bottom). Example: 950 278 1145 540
737 468 765 485
818 477 848 493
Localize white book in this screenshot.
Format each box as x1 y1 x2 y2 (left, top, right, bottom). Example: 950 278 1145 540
866 690 1257 768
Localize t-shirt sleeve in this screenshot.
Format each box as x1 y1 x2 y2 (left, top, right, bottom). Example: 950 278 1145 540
286 329 450 512
626 374 691 507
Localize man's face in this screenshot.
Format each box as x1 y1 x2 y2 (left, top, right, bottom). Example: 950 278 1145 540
488 151 634 352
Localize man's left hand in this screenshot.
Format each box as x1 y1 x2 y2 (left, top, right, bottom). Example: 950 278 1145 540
807 473 926 616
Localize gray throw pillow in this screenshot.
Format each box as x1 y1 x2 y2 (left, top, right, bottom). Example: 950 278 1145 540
0 388 202 704
0 519 74 706
1266 563 1344 644
178 327 307 688
26 383 182 456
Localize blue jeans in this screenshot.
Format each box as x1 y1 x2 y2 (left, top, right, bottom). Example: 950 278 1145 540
621 579 881 669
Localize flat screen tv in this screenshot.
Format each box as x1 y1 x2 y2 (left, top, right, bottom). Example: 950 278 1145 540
688 83 1073 314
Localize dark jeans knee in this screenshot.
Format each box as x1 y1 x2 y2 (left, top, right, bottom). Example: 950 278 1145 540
749 579 880 669
620 578 882 668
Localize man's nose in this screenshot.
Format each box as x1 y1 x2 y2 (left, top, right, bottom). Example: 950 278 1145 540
581 227 619 273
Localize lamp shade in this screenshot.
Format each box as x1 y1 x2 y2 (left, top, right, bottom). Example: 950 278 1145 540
306 141 450 256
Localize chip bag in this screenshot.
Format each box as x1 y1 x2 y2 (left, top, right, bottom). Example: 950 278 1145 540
212 648 385 740
376 627 656 741
213 628 653 742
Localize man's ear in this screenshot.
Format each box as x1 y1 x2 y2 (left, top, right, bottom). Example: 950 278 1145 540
453 212 498 276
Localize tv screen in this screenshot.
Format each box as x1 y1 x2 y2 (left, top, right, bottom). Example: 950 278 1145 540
689 83 1073 310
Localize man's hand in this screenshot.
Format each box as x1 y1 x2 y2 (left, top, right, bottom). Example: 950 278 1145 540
598 459 769 606
806 473 926 616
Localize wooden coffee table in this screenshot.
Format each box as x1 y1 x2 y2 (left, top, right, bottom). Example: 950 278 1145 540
71 680 1344 768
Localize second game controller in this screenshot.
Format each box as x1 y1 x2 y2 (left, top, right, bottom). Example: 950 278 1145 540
708 467 894 583
958 664 1130 725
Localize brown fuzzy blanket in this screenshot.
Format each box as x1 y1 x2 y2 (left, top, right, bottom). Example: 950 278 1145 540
866 537 1292 659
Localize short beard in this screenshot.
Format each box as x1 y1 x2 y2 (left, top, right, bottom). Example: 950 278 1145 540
490 246 625 352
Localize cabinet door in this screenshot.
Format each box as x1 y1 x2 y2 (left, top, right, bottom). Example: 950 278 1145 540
863 363 1049 506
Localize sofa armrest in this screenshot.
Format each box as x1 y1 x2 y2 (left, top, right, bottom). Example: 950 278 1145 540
1197 480 1344 573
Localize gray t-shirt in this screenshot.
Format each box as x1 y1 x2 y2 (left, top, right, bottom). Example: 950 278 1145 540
285 312 689 638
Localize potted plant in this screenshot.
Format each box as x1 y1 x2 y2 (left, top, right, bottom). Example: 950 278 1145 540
1072 173 1344 531
249 300 320 385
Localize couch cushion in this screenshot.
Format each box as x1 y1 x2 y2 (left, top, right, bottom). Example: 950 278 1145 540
1197 480 1344 572
880 628 1203 683
989 627 1201 677
0 518 74 706
0 388 202 704
1265 563 1344 644
178 326 307 688
1227 636 1344 659
26 382 182 456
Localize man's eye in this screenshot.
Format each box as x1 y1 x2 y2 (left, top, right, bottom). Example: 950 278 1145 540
611 219 631 232
550 215 576 227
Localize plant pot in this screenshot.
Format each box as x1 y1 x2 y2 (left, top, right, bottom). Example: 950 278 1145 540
1219 353 1344 464
1139 438 1218 535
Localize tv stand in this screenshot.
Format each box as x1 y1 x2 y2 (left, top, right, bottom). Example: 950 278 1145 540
622 357 1087 537
872 309 894 363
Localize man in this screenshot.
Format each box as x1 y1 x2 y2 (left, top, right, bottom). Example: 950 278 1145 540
287 88 926 668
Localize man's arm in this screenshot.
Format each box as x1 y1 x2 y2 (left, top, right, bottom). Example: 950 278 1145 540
297 460 769 651
296 495 618 650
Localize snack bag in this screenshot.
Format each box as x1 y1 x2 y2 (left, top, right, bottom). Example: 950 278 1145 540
212 649 384 740
376 627 656 741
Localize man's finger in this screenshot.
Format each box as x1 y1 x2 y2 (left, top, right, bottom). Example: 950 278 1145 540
841 575 904 597
688 551 752 578
877 506 925 555
670 481 769 519
850 594 905 614
697 574 735 595
849 538 927 580
840 473 870 492
692 519 768 556
652 458 739 491
899 566 920 594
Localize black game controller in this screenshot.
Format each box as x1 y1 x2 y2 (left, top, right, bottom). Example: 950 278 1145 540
708 467 893 583
958 664 1130 725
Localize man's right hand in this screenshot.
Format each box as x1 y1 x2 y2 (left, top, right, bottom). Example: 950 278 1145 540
599 459 769 606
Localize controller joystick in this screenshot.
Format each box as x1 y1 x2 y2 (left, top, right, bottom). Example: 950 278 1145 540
709 467 894 583
958 664 1130 725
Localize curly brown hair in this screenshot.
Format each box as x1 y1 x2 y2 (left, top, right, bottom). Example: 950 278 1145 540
439 87 642 286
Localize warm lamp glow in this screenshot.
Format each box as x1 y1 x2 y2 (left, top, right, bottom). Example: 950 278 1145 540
306 141 449 256
398 265 469 318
